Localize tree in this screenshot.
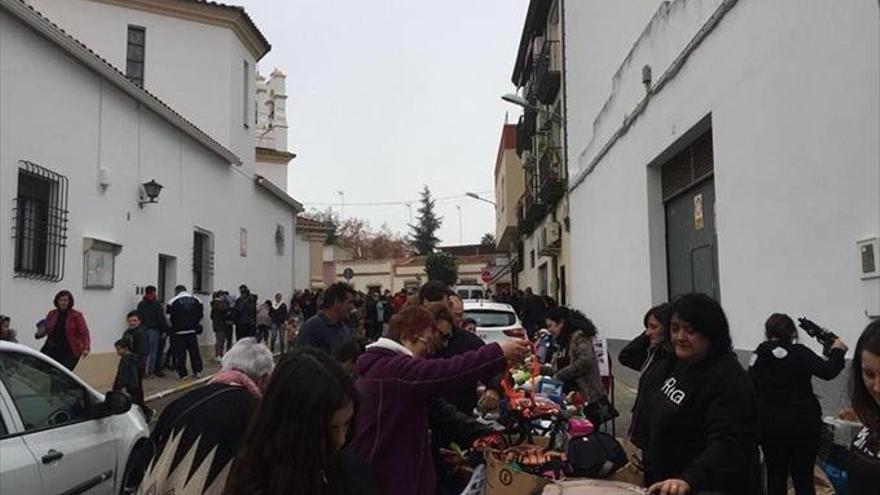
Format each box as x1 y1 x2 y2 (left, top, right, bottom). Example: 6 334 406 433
305 209 413 260
480 233 496 247
425 252 458 286
409 185 443 255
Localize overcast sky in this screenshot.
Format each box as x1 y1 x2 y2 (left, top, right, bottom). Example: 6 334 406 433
238 0 529 246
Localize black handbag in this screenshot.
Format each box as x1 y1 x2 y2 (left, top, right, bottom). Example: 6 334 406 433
583 394 619 426
566 430 627 478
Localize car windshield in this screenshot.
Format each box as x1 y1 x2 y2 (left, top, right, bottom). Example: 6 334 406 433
464 309 516 328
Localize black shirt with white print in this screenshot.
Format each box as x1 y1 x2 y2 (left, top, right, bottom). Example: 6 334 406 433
848 425 880 495
645 351 759 495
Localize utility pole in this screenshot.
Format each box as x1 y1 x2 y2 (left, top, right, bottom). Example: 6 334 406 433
337 190 345 220
456 205 463 245
405 202 413 224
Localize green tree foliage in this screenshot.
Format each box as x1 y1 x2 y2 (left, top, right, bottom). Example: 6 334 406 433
408 186 443 255
425 252 458 286
480 233 496 246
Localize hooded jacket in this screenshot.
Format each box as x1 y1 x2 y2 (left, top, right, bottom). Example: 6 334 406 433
352 338 506 495
748 341 845 435
618 332 672 450
645 351 759 495
167 292 204 334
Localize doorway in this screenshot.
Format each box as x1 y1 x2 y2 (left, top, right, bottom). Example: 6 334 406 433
662 130 719 301
157 255 177 303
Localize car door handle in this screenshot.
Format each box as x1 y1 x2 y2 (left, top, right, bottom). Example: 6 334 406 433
41 449 64 464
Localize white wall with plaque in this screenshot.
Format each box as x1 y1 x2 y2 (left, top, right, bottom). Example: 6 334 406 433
83 237 122 289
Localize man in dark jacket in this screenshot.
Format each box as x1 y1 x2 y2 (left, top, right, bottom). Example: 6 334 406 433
232 285 257 340
137 286 167 377
520 287 547 339
166 285 204 379
295 282 355 356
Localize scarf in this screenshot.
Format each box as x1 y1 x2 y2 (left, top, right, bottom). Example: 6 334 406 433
271 297 284 310
210 368 262 399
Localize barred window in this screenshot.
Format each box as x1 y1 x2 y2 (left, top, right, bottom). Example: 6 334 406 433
193 229 214 294
13 161 69 281
126 26 146 87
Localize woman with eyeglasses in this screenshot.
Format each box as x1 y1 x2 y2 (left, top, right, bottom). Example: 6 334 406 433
351 305 530 495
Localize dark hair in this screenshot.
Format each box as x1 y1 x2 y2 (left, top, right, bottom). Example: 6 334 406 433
643 303 671 329
53 290 74 309
145 285 157 294
225 348 357 495
0 315 9 325
334 340 363 364
174 285 187 294
386 305 436 343
546 307 597 347
419 280 451 304
126 311 141 320
765 313 798 342
668 293 732 359
425 302 455 328
321 282 355 309
851 319 880 429
114 338 130 349
463 318 477 327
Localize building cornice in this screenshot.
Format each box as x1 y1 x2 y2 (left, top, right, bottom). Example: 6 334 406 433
254 174 303 212
87 0 271 61
256 146 296 164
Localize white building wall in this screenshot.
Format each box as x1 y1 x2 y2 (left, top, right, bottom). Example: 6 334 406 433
293 234 310 291
566 0 880 352
0 10 295 355
26 0 257 173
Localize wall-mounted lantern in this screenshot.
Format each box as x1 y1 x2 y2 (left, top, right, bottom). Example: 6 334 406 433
138 179 163 209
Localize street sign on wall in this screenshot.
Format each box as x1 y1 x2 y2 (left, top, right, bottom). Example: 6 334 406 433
343 267 354 281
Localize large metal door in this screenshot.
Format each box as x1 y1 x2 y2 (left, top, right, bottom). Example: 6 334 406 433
665 179 718 300
662 129 718 301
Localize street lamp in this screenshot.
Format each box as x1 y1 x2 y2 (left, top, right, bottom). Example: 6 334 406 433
138 179 163 208
501 93 562 122
466 192 496 206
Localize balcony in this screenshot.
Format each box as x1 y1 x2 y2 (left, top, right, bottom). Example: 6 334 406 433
538 147 565 206
534 40 561 105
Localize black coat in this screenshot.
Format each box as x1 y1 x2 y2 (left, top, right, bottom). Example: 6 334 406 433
166 293 204 334
618 333 671 450
137 299 167 333
645 352 759 495
434 327 487 414
232 294 257 326
748 341 845 436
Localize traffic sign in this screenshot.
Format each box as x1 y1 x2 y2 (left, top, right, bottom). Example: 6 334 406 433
481 267 492 283
343 267 354 281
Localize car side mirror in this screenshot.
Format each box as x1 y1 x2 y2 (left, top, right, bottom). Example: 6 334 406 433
98 391 132 417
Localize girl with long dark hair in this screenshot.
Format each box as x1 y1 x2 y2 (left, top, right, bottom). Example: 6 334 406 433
225 347 376 495
544 307 605 404
847 319 880 494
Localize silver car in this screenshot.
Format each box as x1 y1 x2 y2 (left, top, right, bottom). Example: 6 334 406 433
0 341 150 494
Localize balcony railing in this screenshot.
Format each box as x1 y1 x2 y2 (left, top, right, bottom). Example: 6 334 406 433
538 147 565 206
534 39 561 105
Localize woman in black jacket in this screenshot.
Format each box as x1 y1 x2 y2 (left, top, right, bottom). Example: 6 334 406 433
645 293 759 495
618 303 671 452
748 313 847 495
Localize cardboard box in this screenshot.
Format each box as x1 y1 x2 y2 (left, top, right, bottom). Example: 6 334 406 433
484 451 552 495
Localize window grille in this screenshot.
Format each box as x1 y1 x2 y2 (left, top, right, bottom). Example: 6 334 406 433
12 161 69 281
661 131 714 201
193 230 214 294
126 26 146 87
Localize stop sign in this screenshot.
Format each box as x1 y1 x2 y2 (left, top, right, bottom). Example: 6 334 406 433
481 267 492 283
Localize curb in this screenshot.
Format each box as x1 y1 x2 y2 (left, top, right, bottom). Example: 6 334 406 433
145 373 215 404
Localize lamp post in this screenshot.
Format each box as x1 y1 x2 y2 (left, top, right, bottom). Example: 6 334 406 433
337 190 345 220
465 192 496 206
456 205 463 245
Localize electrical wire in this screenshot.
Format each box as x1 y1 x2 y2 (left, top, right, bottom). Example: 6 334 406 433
302 190 494 207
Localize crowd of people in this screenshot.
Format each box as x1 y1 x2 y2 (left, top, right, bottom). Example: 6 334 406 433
1 281 878 495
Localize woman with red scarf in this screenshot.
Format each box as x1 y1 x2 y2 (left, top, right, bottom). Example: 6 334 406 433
36 290 90 371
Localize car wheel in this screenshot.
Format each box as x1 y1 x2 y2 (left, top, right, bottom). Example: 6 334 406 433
120 440 153 495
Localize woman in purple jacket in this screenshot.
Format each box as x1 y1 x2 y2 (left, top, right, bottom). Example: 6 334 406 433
352 305 529 495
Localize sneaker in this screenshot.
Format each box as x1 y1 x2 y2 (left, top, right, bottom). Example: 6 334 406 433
178 375 188 381
194 372 203 379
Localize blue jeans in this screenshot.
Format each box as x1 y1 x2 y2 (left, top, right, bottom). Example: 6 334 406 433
145 328 160 375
